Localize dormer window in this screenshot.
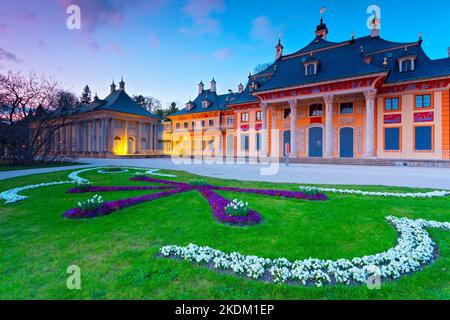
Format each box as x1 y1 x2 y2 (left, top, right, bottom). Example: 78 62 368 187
398 55 417 73
202 100 210 109
303 60 319 76
185 102 194 111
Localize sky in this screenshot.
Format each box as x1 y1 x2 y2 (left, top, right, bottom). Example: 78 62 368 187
1 0 449 108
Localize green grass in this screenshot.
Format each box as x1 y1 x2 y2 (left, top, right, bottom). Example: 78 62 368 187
0 168 449 300
0 161 84 172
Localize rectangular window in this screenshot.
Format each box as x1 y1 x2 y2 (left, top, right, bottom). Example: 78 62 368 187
201 120 206 128
256 133 261 151
384 128 400 151
415 126 433 151
183 122 188 129
284 108 291 119
340 102 354 115
415 94 432 109
175 123 180 129
241 113 249 122
241 135 249 151
227 116 234 125
192 121 195 128
209 119 214 126
256 111 262 121
385 97 399 111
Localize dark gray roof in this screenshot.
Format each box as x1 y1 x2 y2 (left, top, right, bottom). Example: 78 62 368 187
71 90 161 119
170 89 239 116
242 35 450 94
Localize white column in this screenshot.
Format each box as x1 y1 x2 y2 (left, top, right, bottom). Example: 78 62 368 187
136 122 141 154
261 102 269 158
323 94 334 158
109 119 114 154
271 112 277 157
288 99 298 158
363 89 377 159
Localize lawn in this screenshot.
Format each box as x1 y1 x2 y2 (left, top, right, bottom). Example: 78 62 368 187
0 161 85 172
0 167 449 300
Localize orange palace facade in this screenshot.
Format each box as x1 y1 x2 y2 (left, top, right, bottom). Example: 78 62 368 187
167 18 450 161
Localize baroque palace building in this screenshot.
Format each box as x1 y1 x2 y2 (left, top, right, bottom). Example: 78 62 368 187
53 79 162 157
167 17 450 161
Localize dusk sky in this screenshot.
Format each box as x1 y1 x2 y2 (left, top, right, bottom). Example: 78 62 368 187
1 0 449 108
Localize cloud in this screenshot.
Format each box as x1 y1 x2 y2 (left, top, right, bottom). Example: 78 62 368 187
250 16 279 43
180 0 225 35
149 32 160 48
213 48 232 60
109 42 123 54
58 0 166 33
0 47 21 63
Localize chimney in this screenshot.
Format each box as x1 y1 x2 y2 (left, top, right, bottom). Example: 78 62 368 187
198 81 204 95
275 37 283 60
238 83 244 94
110 81 116 93
210 78 216 93
119 77 125 91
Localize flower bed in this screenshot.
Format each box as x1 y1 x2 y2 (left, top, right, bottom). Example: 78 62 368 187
197 187 262 225
98 168 129 174
1 181 72 204
213 186 328 201
298 186 450 198
68 185 174 194
64 187 189 219
160 216 450 286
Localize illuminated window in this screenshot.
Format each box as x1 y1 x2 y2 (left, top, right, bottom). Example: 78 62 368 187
176 123 180 129
183 122 188 129
256 111 262 121
241 113 249 122
227 116 234 125
209 119 214 126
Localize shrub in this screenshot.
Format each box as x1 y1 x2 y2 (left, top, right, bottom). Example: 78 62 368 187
300 186 321 196
189 178 209 186
225 199 249 217
77 195 104 211
133 172 147 178
75 181 92 190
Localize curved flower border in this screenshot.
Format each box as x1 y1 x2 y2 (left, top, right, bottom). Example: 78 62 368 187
160 216 450 286
1 167 177 204
98 169 129 174
64 176 327 225
298 186 450 198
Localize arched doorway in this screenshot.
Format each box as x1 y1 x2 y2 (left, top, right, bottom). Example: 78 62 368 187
113 136 122 155
308 127 323 157
128 136 136 154
339 127 354 158
283 130 291 157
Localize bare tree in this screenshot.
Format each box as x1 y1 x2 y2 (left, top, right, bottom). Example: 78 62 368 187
0 71 74 165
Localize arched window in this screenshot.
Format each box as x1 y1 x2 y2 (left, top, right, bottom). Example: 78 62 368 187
114 136 121 141
309 104 323 117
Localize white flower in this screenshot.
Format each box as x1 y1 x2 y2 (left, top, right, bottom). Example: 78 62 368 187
159 216 450 286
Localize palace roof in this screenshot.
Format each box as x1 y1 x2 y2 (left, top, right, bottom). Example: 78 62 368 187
232 34 450 97
70 89 161 119
170 89 239 116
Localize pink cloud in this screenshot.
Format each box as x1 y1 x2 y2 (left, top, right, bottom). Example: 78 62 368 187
149 32 160 48
181 0 225 35
250 16 279 43
213 48 232 60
